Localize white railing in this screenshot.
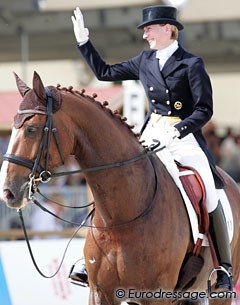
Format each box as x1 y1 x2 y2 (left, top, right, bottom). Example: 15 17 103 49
0 185 89 232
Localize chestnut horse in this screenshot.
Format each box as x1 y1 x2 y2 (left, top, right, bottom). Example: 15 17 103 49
1 72 240 305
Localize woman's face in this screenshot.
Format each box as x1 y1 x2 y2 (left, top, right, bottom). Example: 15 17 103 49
143 23 172 50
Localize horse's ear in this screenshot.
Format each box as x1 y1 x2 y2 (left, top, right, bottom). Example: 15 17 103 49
32 71 46 100
13 72 31 97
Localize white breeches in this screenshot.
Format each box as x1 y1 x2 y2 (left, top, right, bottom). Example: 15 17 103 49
141 114 218 213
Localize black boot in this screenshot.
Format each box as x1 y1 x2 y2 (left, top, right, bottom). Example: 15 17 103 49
68 263 88 287
209 201 233 291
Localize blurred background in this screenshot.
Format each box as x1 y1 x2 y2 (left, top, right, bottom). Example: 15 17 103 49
0 1 240 304
1 0 240 179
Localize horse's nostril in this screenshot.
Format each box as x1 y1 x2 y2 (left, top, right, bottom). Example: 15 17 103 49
3 189 15 201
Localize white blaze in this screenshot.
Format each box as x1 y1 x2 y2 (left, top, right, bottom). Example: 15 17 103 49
0 127 18 199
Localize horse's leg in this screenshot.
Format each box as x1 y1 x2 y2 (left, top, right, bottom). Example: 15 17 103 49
88 291 174 305
127 296 205 305
88 286 119 305
176 299 208 305
208 296 234 305
178 296 235 305
88 292 115 305
176 294 235 305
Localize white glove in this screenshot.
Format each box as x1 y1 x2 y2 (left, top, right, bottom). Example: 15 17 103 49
165 126 180 147
71 7 89 45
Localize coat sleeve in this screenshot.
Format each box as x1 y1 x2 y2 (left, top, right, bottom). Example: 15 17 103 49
174 57 213 138
77 40 141 81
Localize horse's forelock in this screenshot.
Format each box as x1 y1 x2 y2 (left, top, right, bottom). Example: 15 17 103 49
14 86 62 129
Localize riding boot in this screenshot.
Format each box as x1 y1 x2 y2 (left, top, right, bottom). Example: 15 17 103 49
209 200 233 291
69 263 88 287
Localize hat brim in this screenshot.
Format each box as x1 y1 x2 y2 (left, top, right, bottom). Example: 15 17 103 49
137 18 184 30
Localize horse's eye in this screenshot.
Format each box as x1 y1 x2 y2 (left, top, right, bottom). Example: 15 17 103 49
25 125 39 137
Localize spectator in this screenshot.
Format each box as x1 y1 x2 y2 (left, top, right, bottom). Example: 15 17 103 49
52 156 86 187
219 128 240 183
30 193 64 239
202 121 221 164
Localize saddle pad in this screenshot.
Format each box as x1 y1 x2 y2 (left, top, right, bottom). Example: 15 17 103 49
179 170 234 246
151 143 234 247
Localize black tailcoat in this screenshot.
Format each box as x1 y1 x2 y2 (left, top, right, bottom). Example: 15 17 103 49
78 41 224 188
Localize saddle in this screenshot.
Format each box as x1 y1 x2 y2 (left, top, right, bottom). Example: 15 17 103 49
175 162 219 290
177 162 209 255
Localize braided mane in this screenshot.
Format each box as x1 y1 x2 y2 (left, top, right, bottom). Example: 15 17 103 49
56 84 141 141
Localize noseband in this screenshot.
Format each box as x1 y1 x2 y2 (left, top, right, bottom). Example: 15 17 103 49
3 88 64 199
3 87 166 201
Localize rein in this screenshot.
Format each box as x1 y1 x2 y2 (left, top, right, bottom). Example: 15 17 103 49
51 139 164 178
4 87 165 278
18 207 95 278
33 153 159 230
18 153 159 279
4 87 65 199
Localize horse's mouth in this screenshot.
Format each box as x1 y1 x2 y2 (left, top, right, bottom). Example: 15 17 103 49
1 181 30 209
3 189 15 205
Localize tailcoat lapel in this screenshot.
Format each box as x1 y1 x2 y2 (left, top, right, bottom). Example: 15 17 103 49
147 53 166 88
161 46 185 78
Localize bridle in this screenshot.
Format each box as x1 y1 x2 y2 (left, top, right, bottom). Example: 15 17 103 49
3 86 166 278
3 86 166 223
3 86 165 200
3 88 65 199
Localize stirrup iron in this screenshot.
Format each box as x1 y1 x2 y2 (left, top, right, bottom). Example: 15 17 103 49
68 260 89 287
207 266 233 294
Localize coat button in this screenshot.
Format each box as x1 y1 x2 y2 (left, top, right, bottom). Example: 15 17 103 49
154 109 158 113
168 111 171 115
174 101 182 110
166 100 170 105
149 86 154 91
152 99 156 103
166 89 169 93
181 126 187 130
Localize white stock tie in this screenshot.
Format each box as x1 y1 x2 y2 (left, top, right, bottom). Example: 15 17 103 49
156 54 168 71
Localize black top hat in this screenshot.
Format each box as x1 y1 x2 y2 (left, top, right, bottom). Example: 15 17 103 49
137 5 184 30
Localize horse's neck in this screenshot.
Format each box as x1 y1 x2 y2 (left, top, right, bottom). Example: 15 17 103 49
63 93 141 165
62 93 156 225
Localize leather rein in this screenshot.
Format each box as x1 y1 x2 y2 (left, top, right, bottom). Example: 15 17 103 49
3 88 164 200
3 88 165 278
4 88 65 200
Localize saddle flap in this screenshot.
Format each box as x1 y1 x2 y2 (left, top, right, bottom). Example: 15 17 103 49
177 162 209 234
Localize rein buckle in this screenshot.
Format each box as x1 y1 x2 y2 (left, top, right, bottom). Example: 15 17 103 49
28 174 37 200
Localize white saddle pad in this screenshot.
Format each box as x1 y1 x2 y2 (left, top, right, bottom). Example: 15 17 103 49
179 173 234 247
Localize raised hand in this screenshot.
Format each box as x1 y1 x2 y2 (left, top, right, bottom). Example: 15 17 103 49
71 7 89 45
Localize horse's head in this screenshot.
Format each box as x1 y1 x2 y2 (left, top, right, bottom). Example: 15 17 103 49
0 71 73 209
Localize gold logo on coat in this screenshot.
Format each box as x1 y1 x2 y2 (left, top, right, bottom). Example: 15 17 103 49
174 101 182 110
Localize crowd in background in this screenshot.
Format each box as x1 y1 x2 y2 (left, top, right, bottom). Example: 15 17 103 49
0 135 9 167
1 122 240 184
0 137 87 187
202 122 240 184
0 121 240 235
1 123 240 296
0 139 88 234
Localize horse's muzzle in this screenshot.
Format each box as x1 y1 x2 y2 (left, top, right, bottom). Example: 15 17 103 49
1 179 29 209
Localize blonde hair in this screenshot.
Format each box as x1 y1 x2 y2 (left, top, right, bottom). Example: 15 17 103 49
170 25 179 40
